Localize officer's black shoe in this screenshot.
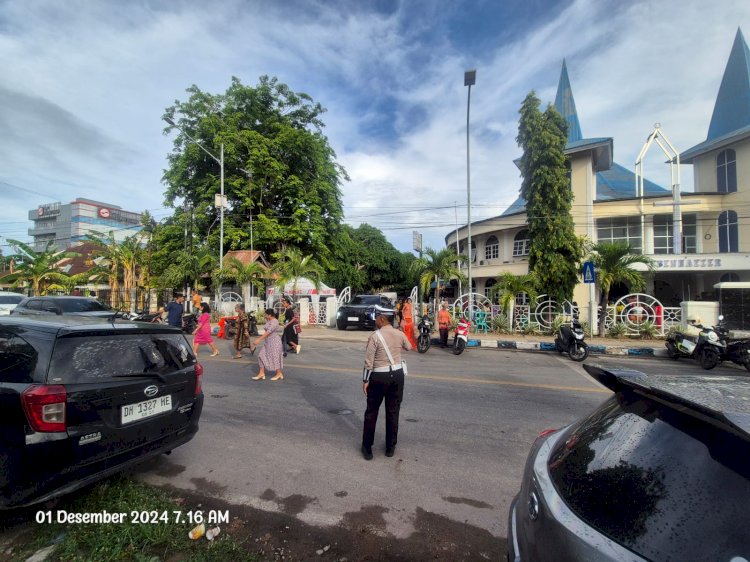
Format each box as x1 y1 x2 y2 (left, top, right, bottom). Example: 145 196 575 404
385 446 395 457
361 446 373 460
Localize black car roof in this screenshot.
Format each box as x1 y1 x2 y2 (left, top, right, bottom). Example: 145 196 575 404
0 315 182 335
584 364 750 439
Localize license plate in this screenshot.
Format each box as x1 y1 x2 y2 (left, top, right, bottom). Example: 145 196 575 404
348 316 358 321
121 395 172 425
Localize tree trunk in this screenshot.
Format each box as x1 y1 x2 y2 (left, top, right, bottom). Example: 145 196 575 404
598 289 609 337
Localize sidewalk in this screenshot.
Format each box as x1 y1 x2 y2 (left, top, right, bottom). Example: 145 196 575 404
296 325 668 357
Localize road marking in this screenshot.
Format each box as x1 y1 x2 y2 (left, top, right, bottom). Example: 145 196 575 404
211 357 608 394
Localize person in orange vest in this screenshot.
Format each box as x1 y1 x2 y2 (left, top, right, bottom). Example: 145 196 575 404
437 301 452 348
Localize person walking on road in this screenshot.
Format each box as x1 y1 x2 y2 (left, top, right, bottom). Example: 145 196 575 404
192 302 219 358
165 294 185 328
191 291 202 313
281 297 301 355
437 301 452 348
251 308 284 381
232 303 252 359
361 313 412 460
400 297 417 349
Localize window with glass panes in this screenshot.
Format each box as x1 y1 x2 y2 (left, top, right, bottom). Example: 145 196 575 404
717 149 737 193
595 217 642 252
485 236 499 260
484 278 497 301
512 230 530 257
653 214 696 254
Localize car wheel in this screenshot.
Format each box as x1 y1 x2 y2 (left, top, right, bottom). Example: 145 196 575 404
699 348 719 370
336 317 347 330
569 343 588 362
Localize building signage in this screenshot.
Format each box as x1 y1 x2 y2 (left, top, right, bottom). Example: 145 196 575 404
98 207 110 218
656 257 722 269
37 207 44 217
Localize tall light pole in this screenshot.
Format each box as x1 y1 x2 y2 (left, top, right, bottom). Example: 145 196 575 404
464 69 476 306
163 117 226 269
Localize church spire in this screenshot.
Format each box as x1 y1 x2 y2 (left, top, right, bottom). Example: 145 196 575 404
554 59 583 143
707 27 750 141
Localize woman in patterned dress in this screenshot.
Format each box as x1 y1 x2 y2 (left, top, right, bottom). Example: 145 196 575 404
251 309 284 381
232 304 252 359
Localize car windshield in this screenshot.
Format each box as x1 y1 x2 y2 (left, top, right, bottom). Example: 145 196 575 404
0 295 23 305
48 333 195 383
548 394 750 561
350 296 382 306
58 299 109 312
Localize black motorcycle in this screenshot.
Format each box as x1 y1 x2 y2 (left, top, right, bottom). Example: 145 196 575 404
554 314 588 362
714 315 750 371
417 316 432 353
132 310 163 323
181 312 197 334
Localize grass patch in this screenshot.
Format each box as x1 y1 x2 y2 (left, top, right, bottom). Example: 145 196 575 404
17 477 258 561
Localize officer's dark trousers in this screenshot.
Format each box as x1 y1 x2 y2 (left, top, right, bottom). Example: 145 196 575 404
362 369 404 450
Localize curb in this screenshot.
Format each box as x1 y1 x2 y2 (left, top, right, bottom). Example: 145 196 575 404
494 340 663 357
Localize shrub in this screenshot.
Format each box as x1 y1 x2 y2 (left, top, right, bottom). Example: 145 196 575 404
548 315 567 335
491 313 512 334
638 320 660 340
607 322 628 338
521 321 542 335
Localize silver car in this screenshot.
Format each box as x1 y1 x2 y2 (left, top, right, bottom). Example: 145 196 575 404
508 364 750 561
0 292 25 316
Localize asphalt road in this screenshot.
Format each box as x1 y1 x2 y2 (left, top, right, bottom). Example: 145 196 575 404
134 338 746 545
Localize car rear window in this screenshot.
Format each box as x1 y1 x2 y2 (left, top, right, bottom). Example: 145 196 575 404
58 299 109 312
351 296 381 305
48 333 195 383
548 394 750 561
0 295 23 305
0 329 39 383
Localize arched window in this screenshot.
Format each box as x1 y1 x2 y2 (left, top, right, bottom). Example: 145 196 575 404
484 278 497 301
718 211 738 253
513 230 530 257
485 236 499 260
717 149 737 193
720 272 740 283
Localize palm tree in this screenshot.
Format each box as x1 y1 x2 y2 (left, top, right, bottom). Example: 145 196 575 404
272 247 325 296
86 231 124 306
590 242 654 336
411 247 467 307
3 240 79 295
224 257 267 304
493 272 538 332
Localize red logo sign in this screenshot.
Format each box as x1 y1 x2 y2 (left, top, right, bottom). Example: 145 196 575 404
99 208 110 218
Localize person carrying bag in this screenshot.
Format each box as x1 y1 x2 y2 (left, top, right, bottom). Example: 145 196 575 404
360 313 412 460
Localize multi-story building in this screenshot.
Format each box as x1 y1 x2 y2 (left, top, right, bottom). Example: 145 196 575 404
28 198 142 251
448 28 750 311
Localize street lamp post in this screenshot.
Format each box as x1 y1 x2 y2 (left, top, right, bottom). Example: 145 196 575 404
464 69 476 308
163 117 225 269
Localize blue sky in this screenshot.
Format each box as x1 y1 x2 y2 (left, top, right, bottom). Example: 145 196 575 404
1 0 749 256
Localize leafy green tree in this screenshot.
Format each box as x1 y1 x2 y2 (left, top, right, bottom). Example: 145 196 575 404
223 257 267 301
492 273 539 331
517 91 585 305
272 246 324 295
590 242 654 336
160 250 216 295
3 240 78 295
162 76 347 269
411 247 467 305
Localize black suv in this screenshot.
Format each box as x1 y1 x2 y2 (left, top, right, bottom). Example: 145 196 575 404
0 316 204 509
336 294 395 330
11 296 115 318
508 364 750 561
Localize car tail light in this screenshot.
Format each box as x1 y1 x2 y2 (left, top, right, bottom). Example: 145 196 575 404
195 363 204 396
21 385 67 432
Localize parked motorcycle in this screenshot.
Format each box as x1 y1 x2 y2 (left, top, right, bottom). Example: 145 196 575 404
132 310 164 323
453 317 471 355
665 322 725 370
555 314 589 362
182 312 197 335
714 315 750 371
417 316 432 353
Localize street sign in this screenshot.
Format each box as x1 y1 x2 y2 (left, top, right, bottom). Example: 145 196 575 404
582 261 596 284
412 231 423 253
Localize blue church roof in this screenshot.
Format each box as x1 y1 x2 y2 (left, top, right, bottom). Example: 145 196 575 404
681 28 750 162
501 61 667 217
